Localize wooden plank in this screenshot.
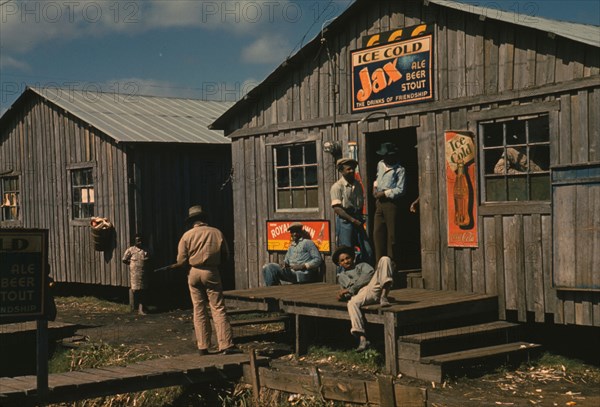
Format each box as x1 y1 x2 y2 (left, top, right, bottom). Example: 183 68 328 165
541 214 556 316
484 21 499 94
384 312 398 376
498 27 514 92
535 32 556 86
502 216 518 313
559 94 572 165
377 374 395 407
465 16 484 96
575 185 592 289
589 88 600 162
553 185 577 288
321 375 368 403
418 112 441 290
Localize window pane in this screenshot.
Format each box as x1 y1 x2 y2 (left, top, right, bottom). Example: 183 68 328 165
529 145 549 171
73 188 82 203
507 176 527 201
72 171 82 186
304 143 317 164
485 148 504 174
306 188 318 208
276 147 289 166
292 189 306 208
305 166 317 186
290 145 303 165
530 174 551 200
486 178 506 201
528 115 549 143
83 204 94 218
277 168 289 188
291 168 305 187
507 120 526 145
277 190 291 209
72 205 80 219
83 169 93 184
483 122 503 147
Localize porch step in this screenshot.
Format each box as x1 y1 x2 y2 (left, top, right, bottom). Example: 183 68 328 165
398 321 520 361
410 342 542 383
230 315 291 327
406 272 424 289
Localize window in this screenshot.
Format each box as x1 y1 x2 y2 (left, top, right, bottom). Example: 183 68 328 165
71 168 95 219
274 143 318 210
480 114 550 202
1 176 20 221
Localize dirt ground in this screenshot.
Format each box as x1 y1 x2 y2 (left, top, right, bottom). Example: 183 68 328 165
53 299 600 407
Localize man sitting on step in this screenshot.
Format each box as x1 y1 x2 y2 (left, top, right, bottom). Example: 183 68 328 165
333 245 393 352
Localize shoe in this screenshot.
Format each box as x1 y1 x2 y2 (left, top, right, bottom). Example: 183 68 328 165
197 349 208 356
221 346 242 355
356 340 370 352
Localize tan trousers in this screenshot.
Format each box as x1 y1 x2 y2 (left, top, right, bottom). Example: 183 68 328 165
188 267 233 351
347 257 394 335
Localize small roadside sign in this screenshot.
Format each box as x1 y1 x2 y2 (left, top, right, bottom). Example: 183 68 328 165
0 229 48 321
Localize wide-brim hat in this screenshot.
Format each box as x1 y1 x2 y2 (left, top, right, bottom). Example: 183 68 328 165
376 142 399 156
186 205 205 221
287 222 304 231
336 157 358 168
332 245 355 265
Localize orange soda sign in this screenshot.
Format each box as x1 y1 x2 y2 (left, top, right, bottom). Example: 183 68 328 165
445 131 478 248
266 221 330 253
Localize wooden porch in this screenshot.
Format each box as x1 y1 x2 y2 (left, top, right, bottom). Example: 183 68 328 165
224 284 505 377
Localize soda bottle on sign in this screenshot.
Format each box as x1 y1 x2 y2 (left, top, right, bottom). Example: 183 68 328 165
453 161 470 227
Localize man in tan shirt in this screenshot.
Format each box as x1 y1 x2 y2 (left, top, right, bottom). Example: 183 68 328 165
171 205 238 355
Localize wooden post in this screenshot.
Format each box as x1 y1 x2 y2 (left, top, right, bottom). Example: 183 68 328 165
249 349 261 404
36 319 49 403
384 311 398 376
377 374 396 407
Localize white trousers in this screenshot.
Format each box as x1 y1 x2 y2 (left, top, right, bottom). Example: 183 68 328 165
347 256 394 335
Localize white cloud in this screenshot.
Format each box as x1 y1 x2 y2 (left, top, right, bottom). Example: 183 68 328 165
242 35 291 64
0 55 30 71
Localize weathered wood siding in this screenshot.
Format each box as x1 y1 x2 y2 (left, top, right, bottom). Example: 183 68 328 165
128 144 235 289
221 0 600 326
0 95 131 286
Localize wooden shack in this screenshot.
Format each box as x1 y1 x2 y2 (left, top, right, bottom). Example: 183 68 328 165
211 0 600 327
0 87 235 294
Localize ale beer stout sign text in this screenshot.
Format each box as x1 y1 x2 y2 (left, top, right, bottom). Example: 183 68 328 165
445 131 479 247
0 229 48 320
351 25 433 112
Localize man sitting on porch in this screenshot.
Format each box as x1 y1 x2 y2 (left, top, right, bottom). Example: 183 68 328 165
333 245 393 352
262 222 323 286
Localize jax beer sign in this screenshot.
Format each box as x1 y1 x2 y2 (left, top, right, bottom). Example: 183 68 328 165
267 220 330 253
445 131 478 248
351 29 433 112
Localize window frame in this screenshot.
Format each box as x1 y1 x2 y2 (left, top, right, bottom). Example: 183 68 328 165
68 162 96 222
467 101 559 207
0 174 21 224
272 141 320 213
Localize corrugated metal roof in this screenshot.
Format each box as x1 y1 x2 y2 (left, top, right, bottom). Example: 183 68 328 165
29 87 233 144
429 0 600 48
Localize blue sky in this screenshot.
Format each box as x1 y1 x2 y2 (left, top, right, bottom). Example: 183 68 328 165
1 0 599 115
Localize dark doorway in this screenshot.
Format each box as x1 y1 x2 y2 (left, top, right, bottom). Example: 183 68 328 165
365 128 421 271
